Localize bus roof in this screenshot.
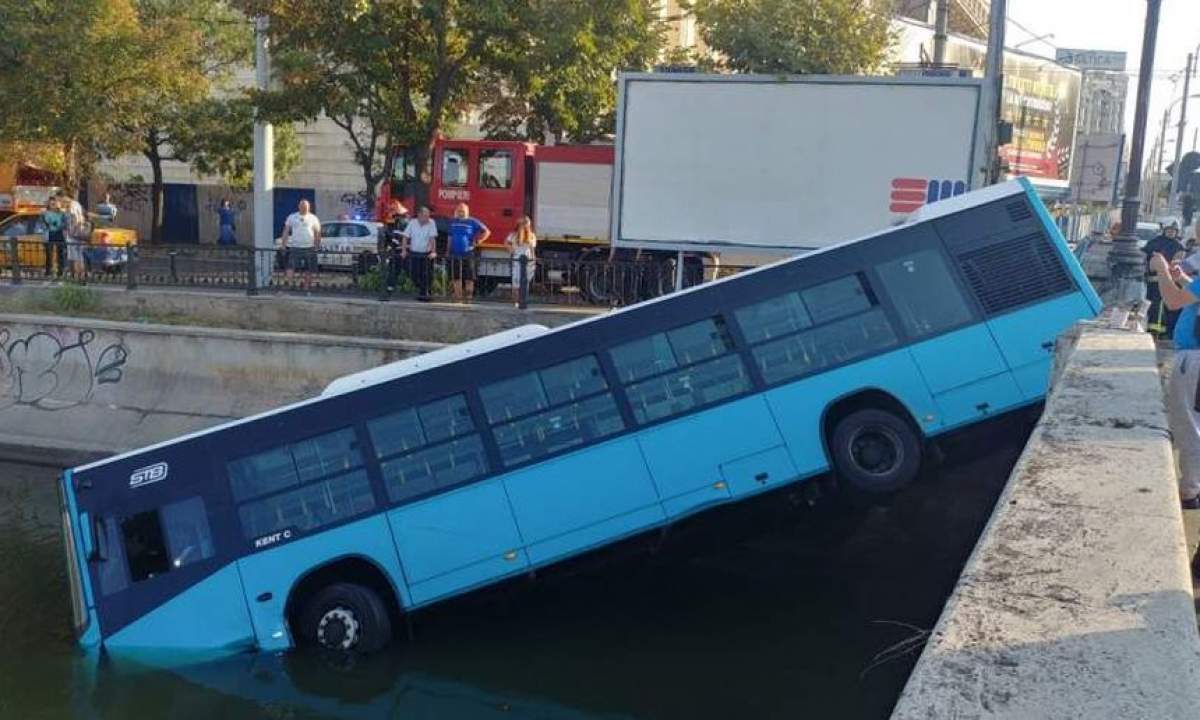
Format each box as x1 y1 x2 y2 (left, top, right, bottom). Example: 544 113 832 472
321 325 551 397
73 180 1030 475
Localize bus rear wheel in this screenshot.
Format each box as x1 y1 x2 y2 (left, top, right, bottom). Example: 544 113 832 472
830 408 921 496
299 583 392 654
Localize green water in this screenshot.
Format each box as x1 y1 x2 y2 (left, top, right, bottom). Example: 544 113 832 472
0 417 1029 720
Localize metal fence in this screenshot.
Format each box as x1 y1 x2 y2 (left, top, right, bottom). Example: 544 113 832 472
0 239 750 307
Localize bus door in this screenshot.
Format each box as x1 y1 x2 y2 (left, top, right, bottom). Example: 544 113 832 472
73 437 255 655
868 225 1023 429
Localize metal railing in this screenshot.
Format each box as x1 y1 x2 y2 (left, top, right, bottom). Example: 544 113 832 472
0 240 750 307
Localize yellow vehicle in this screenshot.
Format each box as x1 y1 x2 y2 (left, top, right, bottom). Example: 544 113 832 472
0 211 138 273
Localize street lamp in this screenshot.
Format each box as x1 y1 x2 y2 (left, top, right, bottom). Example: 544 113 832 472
1110 0 1162 308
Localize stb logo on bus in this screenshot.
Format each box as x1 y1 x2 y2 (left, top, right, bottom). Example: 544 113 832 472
129 462 169 489
889 178 968 214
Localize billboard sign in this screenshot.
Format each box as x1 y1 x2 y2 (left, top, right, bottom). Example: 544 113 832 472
1069 133 1125 204
999 55 1082 187
611 74 982 253
1055 49 1128 72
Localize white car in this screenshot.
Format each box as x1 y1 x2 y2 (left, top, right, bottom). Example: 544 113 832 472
275 219 383 271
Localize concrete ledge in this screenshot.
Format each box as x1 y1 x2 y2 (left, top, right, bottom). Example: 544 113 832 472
0 282 602 345
891 325 1200 719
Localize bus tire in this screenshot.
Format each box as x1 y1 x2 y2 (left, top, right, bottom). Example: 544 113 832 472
299 583 392 654
830 408 921 496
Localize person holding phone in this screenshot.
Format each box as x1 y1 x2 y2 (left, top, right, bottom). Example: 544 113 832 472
1150 250 1200 509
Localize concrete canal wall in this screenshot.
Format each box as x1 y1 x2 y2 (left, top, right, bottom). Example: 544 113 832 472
892 324 1200 719
0 284 600 345
0 313 443 465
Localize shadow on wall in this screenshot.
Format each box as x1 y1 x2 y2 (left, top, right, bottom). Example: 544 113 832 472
0 328 129 411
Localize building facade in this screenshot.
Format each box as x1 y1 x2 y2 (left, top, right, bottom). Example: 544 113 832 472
894 0 990 41
1055 49 1129 137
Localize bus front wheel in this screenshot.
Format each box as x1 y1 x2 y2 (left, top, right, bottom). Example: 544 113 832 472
299 582 393 654
830 408 921 496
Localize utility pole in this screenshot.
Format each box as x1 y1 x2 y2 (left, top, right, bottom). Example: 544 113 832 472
978 0 1007 186
1172 52 1195 213
933 0 950 66
253 16 275 290
1110 0 1163 308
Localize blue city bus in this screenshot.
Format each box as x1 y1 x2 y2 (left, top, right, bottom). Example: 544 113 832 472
58 178 1101 661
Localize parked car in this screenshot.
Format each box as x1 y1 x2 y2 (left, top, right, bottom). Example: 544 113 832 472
274 219 382 272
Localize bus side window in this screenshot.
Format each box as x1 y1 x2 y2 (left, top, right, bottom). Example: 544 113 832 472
368 394 489 503
610 317 752 425
875 250 974 338
735 277 899 386
481 356 625 467
230 427 374 542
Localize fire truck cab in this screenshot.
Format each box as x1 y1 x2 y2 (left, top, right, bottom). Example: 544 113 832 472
379 139 615 285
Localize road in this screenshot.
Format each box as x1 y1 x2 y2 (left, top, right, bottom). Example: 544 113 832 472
0 410 1036 720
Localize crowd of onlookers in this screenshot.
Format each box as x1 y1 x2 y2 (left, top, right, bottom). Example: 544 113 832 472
271 198 537 306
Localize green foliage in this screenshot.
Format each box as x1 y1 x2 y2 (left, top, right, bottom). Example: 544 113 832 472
177 100 303 190
357 265 384 293
689 0 897 75
49 283 100 313
480 0 663 143
238 0 522 207
0 0 156 187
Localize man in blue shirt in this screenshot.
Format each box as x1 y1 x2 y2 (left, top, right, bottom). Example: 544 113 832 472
446 202 489 302
1150 251 1200 509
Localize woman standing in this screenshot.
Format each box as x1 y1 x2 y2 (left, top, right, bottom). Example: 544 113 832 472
217 199 237 246
41 197 67 277
505 215 537 307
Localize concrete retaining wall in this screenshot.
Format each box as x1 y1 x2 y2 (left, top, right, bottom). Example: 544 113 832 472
0 313 442 464
891 325 1200 719
0 284 600 345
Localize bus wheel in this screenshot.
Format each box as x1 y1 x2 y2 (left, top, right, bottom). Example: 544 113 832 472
830 408 921 496
300 583 392 654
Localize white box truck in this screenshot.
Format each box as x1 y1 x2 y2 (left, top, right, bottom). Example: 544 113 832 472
610 73 988 254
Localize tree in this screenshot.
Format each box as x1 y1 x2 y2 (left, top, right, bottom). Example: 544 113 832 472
689 0 897 75
0 0 300 241
125 0 300 242
480 0 663 143
240 0 526 209
0 0 155 190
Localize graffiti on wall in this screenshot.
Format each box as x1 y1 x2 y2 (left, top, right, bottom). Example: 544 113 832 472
0 328 129 411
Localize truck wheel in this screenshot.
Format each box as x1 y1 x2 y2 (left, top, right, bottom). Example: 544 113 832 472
299 583 392 654
830 409 922 496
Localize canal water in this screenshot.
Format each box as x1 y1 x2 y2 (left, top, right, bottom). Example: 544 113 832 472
0 413 1033 720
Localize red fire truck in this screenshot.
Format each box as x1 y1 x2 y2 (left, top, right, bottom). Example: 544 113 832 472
377 138 701 300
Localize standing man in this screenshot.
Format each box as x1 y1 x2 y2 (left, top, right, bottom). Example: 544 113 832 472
1151 250 1200 510
217 199 237 246
280 199 321 290
446 202 489 302
400 206 439 301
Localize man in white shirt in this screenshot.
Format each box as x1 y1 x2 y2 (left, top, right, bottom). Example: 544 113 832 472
396 205 439 301
280 199 322 287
